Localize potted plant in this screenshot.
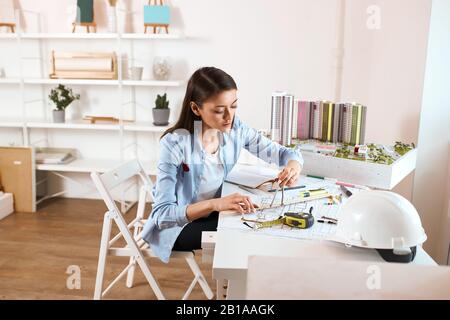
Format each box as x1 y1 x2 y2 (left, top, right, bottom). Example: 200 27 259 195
152 93 170 126
48 84 80 123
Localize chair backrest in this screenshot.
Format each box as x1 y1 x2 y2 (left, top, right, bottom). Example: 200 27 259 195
91 159 152 214
76 0 94 23
0 0 15 24
246 256 450 299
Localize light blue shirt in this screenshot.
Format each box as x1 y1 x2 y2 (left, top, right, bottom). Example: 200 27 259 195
141 116 304 263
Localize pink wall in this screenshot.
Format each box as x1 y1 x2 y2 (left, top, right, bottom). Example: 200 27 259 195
341 0 432 199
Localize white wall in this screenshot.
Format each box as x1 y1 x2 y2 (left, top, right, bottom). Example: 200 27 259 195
1 0 340 125
413 0 450 265
1 0 340 198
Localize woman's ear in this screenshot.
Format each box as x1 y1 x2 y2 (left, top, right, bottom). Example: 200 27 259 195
190 102 201 116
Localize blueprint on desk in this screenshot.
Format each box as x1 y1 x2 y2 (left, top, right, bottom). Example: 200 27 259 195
218 176 363 241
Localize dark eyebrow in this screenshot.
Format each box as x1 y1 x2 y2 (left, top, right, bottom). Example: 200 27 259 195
215 99 238 108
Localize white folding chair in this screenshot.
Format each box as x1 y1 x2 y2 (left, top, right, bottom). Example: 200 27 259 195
91 159 214 300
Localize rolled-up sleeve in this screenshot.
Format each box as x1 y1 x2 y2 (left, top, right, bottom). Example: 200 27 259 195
150 134 190 229
238 118 304 168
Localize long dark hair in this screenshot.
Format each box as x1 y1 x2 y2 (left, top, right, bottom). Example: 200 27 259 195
161 67 237 138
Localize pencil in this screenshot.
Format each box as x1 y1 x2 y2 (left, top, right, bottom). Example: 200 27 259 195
243 222 253 229
318 219 337 225
268 185 306 192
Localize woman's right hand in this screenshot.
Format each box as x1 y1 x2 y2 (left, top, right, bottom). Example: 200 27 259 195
211 193 258 214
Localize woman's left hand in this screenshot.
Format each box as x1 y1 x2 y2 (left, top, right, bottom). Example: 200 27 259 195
277 160 302 187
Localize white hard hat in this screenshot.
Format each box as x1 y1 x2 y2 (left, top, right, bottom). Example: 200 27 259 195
332 190 427 263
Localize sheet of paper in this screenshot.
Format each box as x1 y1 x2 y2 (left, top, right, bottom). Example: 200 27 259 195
225 163 278 188
0 1 16 23
219 176 364 242
219 196 338 241
35 152 74 164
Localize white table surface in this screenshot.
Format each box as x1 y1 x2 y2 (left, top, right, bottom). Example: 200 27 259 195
245 256 449 299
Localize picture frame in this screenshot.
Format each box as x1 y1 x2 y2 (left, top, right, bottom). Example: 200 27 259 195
72 0 97 33
144 0 170 34
0 0 16 33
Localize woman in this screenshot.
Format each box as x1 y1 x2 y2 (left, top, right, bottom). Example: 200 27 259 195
142 67 304 263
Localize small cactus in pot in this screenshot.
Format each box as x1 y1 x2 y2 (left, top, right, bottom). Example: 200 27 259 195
152 93 170 126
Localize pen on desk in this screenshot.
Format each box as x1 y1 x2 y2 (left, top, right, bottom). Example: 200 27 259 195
306 174 337 182
268 185 306 192
299 189 328 198
321 216 338 222
243 222 253 229
309 188 327 193
306 175 369 190
336 181 370 190
317 219 337 225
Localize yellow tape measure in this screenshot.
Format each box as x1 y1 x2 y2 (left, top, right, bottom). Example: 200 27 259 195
249 211 315 230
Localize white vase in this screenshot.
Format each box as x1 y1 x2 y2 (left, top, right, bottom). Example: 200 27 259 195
107 6 117 33
116 1 126 34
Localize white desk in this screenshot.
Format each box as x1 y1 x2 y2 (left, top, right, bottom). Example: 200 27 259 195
245 256 450 299
212 182 437 300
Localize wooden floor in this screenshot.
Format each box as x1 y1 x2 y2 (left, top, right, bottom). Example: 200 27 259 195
0 198 215 300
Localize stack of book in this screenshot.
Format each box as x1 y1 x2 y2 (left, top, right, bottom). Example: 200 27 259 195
35 148 76 165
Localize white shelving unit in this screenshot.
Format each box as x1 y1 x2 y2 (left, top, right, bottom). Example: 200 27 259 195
24 78 121 86
0 78 182 86
0 32 185 40
20 120 171 132
123 80 181 87
0 121 24 128
27 121 121 131
0 33 17 39
0 78 21 84
0 16 187 207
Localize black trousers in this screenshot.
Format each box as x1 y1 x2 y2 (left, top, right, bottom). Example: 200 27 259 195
172 211 219 251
